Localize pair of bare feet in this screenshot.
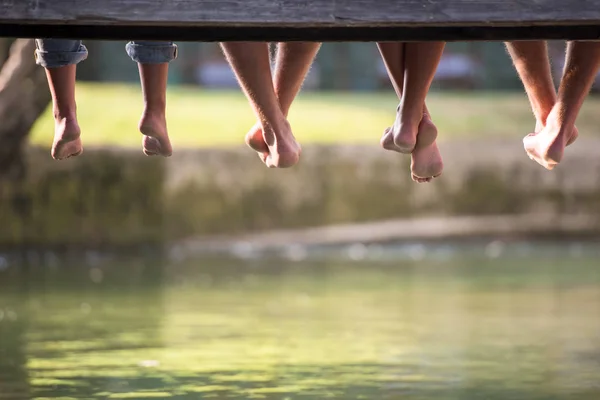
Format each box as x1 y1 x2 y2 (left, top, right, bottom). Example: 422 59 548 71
244 119 300 168
52 111 172 160
523 112 579 170
220 42 320 169
377 42 446 183
48 63 173 161
381 109 443 183
507 41 600 170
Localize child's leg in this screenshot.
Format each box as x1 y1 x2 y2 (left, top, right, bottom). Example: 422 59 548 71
246 42 321 161
35 39 87 160
524 41 600 169
220 42 300 168
126 41 177 157
377 42 444 183
137 62 171 157
505 41 578 145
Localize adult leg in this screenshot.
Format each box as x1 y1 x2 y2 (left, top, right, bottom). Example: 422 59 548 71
246 42 321 161
505 41 557 127
35 39 87 160
524 41 600 169
505 41 578 144
221 42 299 168
126 41 178 157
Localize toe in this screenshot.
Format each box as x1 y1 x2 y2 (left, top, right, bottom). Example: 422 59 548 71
142 136 163 156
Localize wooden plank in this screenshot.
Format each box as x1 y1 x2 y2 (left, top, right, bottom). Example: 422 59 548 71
336 0 600 26
2 0 600 26
0 0 599 41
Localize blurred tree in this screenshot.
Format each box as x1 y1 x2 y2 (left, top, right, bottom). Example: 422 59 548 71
0 39 50 178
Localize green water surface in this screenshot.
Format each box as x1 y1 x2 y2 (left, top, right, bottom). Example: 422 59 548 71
1 244 600 399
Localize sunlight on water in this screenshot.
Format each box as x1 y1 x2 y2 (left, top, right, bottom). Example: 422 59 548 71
1 242 600 399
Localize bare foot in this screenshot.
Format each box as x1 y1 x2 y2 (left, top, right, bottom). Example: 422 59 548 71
523 125 569 171
246 120 301 168
380 105 419 154
245 122 270 164
523 114 579 170
530 119 579 146
410 114 443 183
52 116 83 160
523 130 564 170
139 112 172 157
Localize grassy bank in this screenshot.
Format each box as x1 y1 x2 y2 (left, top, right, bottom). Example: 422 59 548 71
31 83 600 149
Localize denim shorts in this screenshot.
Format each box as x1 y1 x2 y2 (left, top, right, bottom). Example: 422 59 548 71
35 39 177 68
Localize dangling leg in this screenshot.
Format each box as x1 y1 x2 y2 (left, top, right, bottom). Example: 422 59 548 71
403 42 445 182
377 42 445 182
221 42 300 168
505 41 578 147
35 39 87 160
126 41 178 156
138 63 172 156
523 41 600 169
246 42 321 163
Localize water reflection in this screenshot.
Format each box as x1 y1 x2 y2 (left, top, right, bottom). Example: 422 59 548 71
1 243 600 399
0 282 30 399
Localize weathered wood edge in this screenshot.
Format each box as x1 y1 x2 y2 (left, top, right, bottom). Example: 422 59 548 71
2 0 600 25
2 0 600 41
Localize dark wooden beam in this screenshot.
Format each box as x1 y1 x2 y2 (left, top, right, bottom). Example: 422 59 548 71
2 24 600 42
0 0 599 41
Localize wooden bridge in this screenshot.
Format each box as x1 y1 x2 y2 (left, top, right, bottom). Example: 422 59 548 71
0 0 599 41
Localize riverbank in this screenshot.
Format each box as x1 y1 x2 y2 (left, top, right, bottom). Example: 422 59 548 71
1 138 599 249
174 214 600 257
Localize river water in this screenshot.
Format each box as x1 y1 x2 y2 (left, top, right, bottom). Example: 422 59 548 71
1 240 599 399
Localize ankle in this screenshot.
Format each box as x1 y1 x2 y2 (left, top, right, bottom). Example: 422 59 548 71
397 116 420 135
534 104 555 126
397 104 424 129
141 106 166 121
53 109 77 122
545 103 575 130
260 117 289 133
143 98 166 115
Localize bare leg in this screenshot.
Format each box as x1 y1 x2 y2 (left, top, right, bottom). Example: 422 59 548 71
506 41 557 127
221 42 300 168
505 41 578 144
396 42 445 151
377 42 406 152
403 42 445 182
138 63 172 157
377 42 444 183
246 42 321 163
524 41 600 169
45 65 83 160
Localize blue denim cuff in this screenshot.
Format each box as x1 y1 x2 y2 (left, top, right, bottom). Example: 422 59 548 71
125 41 178 64
35 43 88 68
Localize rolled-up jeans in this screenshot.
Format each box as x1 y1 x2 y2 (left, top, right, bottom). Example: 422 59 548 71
34 39 177 68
